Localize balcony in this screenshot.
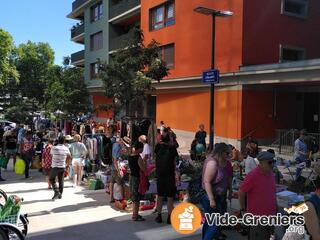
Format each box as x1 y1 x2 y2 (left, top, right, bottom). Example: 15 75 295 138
67 0 90 19
72 0 89 11
71 50 85 66
71 23 84 43
109 31 135 52
109 0 140 23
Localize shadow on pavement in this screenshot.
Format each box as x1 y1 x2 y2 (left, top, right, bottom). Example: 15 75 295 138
23 199 54 205
28 213 202 240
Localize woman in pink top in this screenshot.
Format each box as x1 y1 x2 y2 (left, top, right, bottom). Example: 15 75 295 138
201 143 233 240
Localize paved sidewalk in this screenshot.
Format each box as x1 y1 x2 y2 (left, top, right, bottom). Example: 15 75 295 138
0 167 245 240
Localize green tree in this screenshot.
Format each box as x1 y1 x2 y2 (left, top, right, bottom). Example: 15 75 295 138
99 27 168 116
4 99 35 125
15 41 55 107
0 29 19 85
45 65 90 119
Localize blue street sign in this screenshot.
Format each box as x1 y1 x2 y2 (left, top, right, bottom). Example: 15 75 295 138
202 69 220 84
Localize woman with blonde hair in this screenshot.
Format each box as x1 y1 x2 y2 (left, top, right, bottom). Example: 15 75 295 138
70 134 87 186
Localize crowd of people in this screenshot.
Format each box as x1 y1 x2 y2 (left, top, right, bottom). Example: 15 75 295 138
1 121 320 239
188 124 320 239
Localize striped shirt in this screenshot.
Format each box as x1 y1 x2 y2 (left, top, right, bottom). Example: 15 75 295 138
50 144 71 168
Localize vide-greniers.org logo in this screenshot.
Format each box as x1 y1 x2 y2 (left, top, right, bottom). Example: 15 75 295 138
206 213 305 227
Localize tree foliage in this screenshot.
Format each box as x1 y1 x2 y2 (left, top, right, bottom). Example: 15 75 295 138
45 65 91 119
0 29 19 85
14 41 55 105
99 27 168 114
0 31 90 123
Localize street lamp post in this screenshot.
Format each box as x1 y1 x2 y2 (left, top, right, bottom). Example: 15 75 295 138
194 7 233 150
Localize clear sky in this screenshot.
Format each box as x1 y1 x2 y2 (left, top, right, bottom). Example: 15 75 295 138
0 0 83 65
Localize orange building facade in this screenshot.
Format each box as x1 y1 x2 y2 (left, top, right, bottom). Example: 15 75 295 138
69 0 320 148
140 0 320 148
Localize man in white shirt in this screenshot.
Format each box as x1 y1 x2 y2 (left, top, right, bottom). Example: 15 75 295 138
50 136 71 200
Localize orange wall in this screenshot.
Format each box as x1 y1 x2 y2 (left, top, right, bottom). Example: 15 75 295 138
157 88 298 141
215 89 242 139
157 89 242 139
141 0 243 78
157 91 210 132
243 0 320 65
92 95 114 118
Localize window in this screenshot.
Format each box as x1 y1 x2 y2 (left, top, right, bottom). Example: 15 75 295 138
90 62 100 79
91 2 103 22
280 45 306 62
90 31 103 51
150 1 175 31
281 0 308 18
161 44 175 69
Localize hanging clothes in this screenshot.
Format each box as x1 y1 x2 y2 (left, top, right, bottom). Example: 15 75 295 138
120 121 127 138
80 124 85 136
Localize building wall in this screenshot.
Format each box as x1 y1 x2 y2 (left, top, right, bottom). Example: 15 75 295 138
141 0 244 78
84 0 109 86
156 90 210 133
92 94 114 118
241 88 296 141
243 0 320 65
156 86 243 139
215 87 242 140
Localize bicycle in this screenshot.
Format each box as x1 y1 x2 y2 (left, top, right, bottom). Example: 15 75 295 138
0 217 26 240
0 192 29 240
0 189 7 207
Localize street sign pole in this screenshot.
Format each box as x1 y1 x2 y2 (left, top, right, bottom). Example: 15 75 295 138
209 15 216 151
195 7 233 151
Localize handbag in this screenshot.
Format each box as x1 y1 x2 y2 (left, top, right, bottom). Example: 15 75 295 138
0 156 9 169
31 155 41 169
15 158 25 174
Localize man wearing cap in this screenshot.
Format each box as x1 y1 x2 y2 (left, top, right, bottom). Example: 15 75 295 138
239 151 276 240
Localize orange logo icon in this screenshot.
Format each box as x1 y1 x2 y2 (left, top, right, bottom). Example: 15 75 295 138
171 202 202 234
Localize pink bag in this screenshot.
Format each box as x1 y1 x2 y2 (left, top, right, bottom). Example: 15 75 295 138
139 170 149 195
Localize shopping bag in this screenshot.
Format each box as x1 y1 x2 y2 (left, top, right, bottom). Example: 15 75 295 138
15 158 25 175
113 183 123 200
0 156 9 169
31 155 41 169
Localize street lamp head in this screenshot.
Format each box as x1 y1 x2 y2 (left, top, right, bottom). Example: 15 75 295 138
194 6 233 17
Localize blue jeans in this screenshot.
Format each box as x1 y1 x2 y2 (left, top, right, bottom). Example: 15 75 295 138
200 194 226 240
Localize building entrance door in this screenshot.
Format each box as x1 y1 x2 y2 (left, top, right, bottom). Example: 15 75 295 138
303 93 320 133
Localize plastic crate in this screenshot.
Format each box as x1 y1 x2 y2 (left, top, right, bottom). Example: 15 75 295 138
0 214 19 225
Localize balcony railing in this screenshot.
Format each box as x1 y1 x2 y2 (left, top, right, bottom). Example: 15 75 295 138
109 0 140 20
71 23 84 39
72 0 89 11
71 50 85 64
109 31 135 51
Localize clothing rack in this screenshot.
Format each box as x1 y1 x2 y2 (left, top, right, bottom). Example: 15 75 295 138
120 116 156 157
